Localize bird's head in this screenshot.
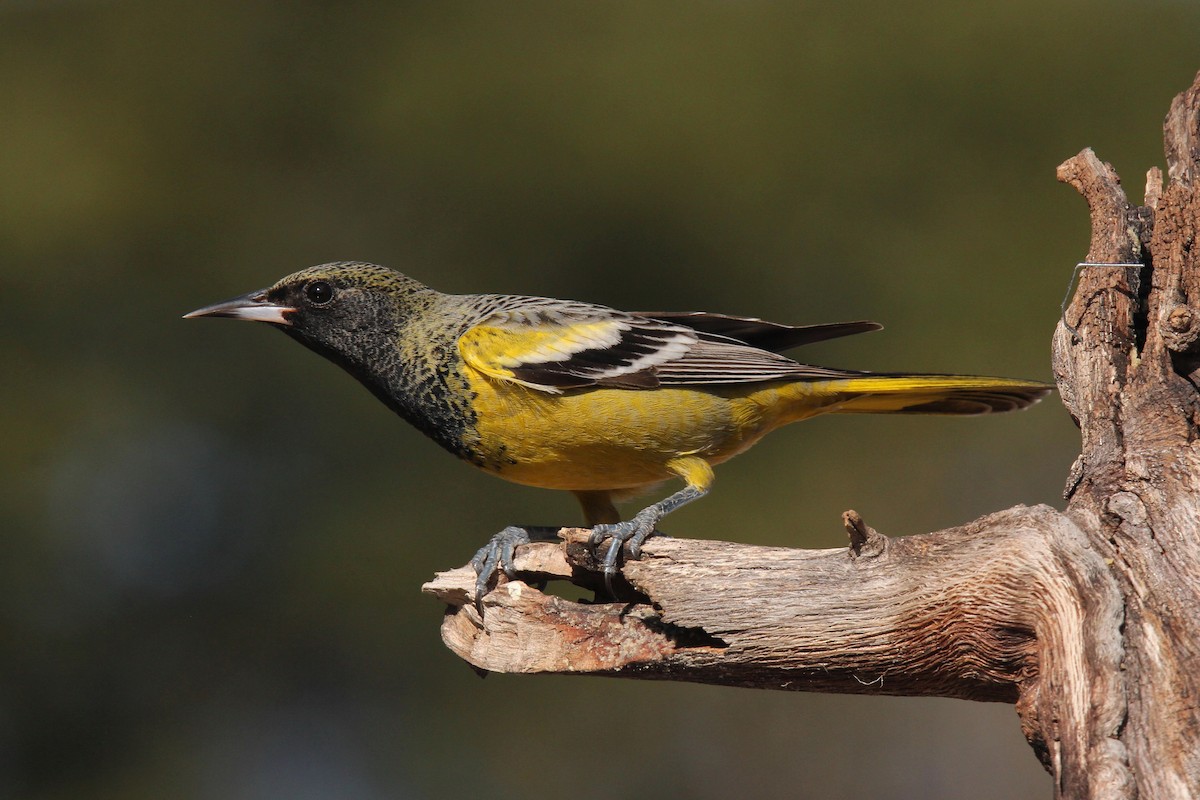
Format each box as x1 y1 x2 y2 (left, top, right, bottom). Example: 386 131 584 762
185 261 435 371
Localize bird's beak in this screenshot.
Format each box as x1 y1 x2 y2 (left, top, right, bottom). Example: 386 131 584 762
183 290 296 326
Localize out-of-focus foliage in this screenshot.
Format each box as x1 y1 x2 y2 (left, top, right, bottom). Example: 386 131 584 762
3 1 1196 798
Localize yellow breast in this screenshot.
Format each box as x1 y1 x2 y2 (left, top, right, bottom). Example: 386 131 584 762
461 366 808 491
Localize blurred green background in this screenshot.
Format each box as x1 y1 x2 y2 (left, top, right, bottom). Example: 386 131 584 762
4 1 1195 798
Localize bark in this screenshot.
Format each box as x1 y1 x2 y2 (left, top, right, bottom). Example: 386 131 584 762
423 69 1200 799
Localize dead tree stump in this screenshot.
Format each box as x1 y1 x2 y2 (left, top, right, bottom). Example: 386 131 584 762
424 68 1200 800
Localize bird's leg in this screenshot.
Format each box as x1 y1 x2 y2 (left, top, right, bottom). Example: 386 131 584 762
573 489 621 525
590 485 707 595
588 457 713 596
469 525 560 612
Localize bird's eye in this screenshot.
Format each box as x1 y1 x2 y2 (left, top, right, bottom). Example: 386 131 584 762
305 280 335 306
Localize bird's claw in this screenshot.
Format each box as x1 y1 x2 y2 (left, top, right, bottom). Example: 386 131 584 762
469 526 530 613
588 509 661 597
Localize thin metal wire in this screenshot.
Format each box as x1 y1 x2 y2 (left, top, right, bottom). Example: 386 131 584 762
1061 262 1144 340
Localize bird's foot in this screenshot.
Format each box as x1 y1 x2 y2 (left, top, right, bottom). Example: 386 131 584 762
468 525 562 613
469 526 531 613
588 507 662 597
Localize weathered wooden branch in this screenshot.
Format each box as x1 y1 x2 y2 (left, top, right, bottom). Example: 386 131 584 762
425 510 1119 704
424 68 1200 800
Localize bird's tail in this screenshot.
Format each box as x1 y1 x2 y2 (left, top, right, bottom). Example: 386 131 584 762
801 374 1053 416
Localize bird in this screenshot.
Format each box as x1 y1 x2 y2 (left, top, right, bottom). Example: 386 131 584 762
185 261 1051 601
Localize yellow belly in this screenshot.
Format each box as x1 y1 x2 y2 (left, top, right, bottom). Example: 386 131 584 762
463 368 811 491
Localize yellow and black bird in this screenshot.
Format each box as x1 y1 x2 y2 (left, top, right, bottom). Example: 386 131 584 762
186 261 1050 598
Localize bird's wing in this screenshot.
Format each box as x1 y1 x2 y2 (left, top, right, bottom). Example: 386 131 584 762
457 306 695 391
457 301 861 393
631 312 882 353
653 339 860 385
